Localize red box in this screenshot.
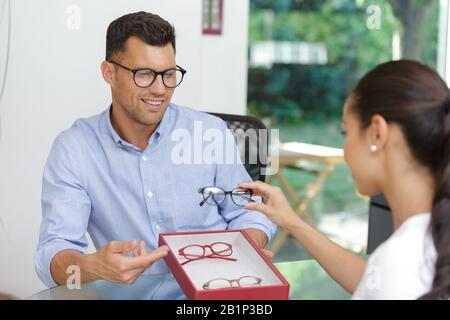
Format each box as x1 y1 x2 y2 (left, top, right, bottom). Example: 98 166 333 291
158 230 290 300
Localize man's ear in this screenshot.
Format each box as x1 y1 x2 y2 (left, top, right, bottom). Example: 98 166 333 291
369 114 388 151
101 61 115 87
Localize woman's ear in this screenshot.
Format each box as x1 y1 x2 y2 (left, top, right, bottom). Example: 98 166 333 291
101 61 115 87
368 114 388 151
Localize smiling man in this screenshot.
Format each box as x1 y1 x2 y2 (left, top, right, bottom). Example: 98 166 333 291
35 11 276 287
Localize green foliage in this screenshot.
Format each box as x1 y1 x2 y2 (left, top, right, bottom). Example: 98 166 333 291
248 0 439 124
271 119 368 216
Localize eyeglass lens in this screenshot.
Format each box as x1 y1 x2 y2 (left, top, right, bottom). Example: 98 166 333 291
202 187 226 205
182 242 232 258
204 276 262 290
134 68 183 88
200 187 252 206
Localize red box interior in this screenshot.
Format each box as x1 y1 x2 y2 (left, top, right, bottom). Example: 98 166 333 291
158 229 290 300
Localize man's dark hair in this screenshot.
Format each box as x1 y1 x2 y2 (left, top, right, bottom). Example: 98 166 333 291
106 11 176 60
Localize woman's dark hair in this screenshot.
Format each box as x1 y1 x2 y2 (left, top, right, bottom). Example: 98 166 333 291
106 11 176 60
350 60 450 299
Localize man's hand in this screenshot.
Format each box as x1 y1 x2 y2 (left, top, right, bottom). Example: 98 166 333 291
50 240 169 285
77 240 169 285
243 228 273 260
261 248 274 260
243 228 268 248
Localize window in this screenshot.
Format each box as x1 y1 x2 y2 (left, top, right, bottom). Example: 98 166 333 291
202 0 223 35
248 0 447 262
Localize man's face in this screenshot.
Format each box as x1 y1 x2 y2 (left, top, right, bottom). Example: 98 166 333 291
108 37 176 127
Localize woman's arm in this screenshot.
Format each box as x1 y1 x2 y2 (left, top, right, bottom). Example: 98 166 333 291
240 181 366 293
287 215 366 293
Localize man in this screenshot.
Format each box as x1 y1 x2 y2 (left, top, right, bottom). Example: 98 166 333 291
35 11 275 287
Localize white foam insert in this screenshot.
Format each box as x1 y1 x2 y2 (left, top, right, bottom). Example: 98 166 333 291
164 232 283 291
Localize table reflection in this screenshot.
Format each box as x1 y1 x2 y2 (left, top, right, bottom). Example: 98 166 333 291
30 273 186 300
28 260 350 300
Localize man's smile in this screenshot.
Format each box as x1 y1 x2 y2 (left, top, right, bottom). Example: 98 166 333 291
141 98 164 111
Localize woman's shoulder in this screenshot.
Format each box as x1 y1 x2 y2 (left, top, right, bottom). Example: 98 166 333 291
353 213 436 299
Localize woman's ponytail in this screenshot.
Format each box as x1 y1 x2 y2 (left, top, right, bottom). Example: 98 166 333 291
421 95 450 299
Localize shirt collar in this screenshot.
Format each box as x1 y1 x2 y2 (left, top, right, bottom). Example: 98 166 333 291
104 103 174 149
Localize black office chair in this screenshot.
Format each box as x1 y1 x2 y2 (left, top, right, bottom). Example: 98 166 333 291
207 112 269 182
367 194 394 254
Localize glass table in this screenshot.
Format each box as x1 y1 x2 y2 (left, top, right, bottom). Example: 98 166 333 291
28 259 350 300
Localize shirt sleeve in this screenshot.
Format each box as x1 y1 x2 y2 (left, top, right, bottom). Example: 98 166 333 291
35 131 91 287
213 121 277 242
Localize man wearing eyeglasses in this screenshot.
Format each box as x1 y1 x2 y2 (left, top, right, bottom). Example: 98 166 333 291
35 11 276 288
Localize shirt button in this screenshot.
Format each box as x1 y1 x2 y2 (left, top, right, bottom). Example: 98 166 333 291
155 224 161 232
147 191 153 198
141 156 148 161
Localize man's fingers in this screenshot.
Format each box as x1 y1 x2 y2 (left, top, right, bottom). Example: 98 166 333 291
142 245 169 265
110 240 138 254
261 248 274 260
126 245 170 269
140 241 147 256
132 241 146 257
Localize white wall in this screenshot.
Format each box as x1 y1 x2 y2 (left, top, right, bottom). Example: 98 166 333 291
0 0 249 298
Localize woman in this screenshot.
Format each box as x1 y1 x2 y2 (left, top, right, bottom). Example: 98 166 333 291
240 60 450 299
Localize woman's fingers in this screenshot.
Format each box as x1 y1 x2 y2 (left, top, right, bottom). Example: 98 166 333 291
239 181 273 198
244 201 270 215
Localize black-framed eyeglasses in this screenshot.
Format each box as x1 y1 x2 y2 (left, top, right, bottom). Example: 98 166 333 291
108 60 187 88
198 186 255 207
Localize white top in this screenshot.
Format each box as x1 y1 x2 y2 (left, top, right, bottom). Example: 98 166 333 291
352 213 436 300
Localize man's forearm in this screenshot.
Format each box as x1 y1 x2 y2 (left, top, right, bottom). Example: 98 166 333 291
50 249 99 286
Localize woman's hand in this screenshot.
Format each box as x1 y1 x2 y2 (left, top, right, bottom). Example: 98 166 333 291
239 181 302 231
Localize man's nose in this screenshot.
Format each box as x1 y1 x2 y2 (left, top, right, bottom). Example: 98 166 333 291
149 74 166 94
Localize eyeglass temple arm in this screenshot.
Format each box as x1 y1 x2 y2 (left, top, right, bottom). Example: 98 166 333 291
209 255 237 261
236 194 255 203
199 192 212 207
180 255 237 266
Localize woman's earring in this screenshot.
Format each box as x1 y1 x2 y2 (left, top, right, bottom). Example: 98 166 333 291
370 144 377 153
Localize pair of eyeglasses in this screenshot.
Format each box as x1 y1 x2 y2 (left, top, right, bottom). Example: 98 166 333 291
178 242 237 266
198 187 255 207
203 276 262 290
108 60 187 88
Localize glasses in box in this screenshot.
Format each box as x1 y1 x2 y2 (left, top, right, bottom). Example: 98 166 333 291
178 242 237 266
202 276 262 290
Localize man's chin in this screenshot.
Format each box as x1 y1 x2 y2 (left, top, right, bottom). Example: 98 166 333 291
142 104 163 113
136 117 163 127
135 111 166 126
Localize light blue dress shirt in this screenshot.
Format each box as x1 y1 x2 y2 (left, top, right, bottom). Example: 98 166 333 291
35 103 276 287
